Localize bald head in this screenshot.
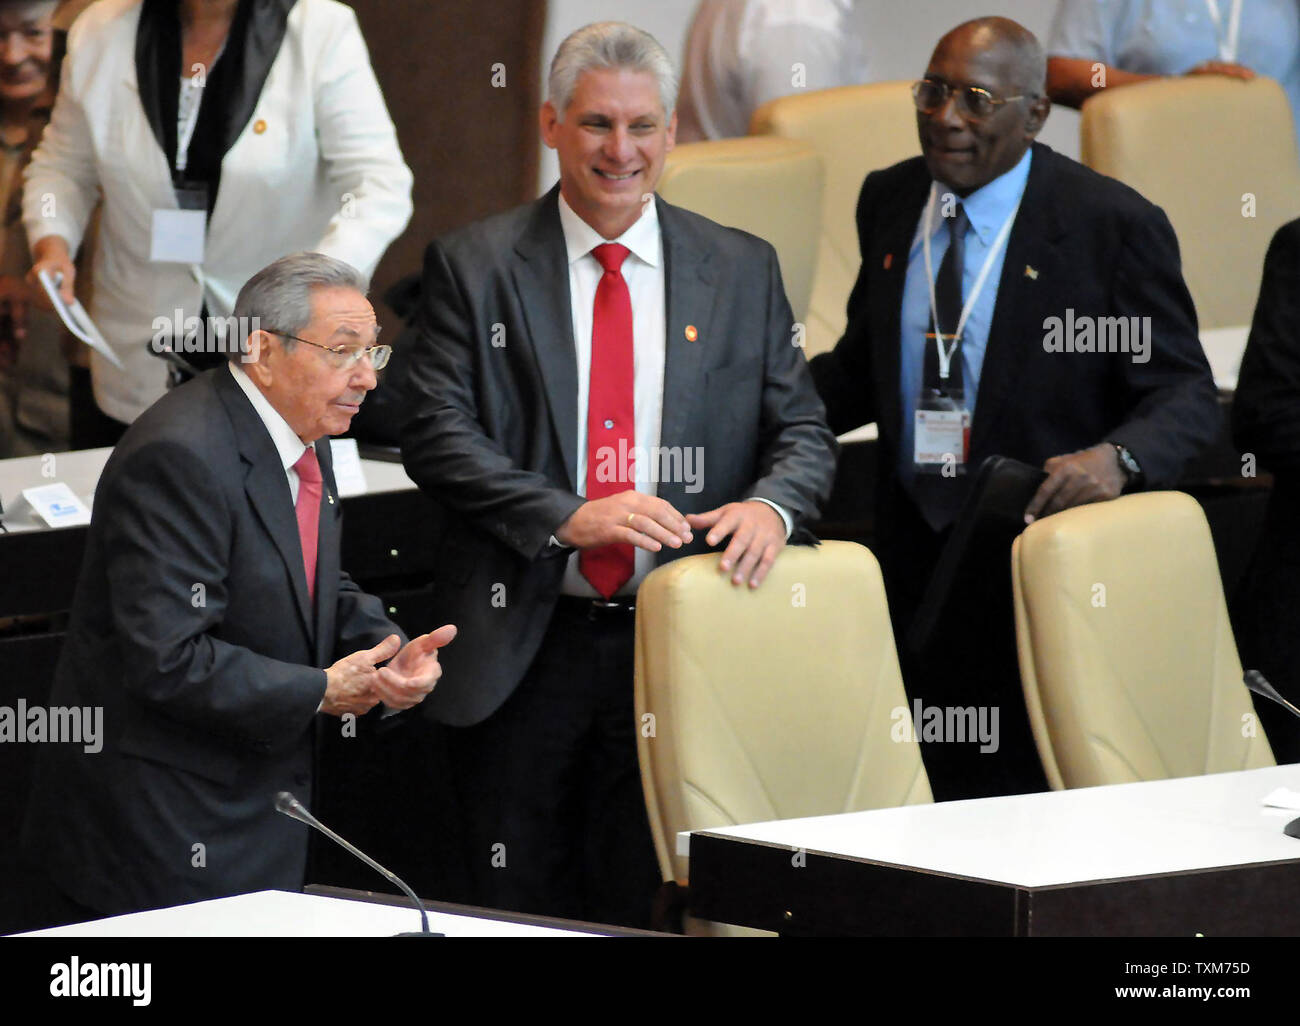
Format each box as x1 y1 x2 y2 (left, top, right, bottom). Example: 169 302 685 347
933 17 1047 98
917 16 1050 196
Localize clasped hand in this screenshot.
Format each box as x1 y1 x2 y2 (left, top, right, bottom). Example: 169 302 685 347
555 492 786 588
322 624 458 717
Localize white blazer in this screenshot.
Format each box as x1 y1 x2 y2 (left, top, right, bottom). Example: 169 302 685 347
23 0 414 424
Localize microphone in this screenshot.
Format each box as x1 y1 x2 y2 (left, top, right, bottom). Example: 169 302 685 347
1242 671 1300 840
274 791 440 936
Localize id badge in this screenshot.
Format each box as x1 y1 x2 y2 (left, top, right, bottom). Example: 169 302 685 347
914 396 970 475
150 183 208 264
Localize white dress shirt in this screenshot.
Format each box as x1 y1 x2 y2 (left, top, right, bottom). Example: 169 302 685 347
554 195 791 597
557 194 667 597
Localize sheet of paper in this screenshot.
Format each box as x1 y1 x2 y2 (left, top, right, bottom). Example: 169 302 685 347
1261 787 1300 811
36 270 124 370
150 208 206 264
21 482 92 528
329 438 368 498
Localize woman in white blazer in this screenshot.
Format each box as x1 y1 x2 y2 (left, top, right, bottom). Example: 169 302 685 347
22 0 413 439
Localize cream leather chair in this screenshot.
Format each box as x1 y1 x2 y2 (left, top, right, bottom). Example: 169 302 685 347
635 540 931 919
750 82 920 356
1012 492 1274 790
657 136 823 324
1080 77 1300 330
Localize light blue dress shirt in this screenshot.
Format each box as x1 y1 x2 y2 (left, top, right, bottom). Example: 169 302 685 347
898 148 1033 487
1048 0 1300 144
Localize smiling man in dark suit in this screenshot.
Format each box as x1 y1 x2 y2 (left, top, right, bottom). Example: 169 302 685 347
24 252 456 922
401 22 836 929
810 17 1219 801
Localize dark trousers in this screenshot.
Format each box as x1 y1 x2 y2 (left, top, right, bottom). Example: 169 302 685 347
443 599 660 930
68 366 128 450
876 492 1050 802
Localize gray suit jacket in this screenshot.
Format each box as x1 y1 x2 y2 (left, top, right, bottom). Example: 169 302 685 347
401 187 838 726
23 366 402 915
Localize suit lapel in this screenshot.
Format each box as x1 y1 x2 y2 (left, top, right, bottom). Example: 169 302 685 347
214 368 314 642
512 190 580 490
970 144 1067 457
658 198 715 468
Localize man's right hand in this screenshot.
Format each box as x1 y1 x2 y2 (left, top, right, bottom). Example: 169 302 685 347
321 634 402 717
554 492 693 552
27 236 76 308
1186 60 1256 81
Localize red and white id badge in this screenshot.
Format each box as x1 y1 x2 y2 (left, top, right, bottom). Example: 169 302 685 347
914 400 970 475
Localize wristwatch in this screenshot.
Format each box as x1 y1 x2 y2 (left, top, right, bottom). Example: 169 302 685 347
1110 442 1144 492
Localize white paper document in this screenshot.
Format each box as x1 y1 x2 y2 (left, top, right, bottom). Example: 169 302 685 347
36 270 124 370
21 482 92 528
328 438 368 497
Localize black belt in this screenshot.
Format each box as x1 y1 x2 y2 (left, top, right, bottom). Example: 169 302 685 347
555 594 637 619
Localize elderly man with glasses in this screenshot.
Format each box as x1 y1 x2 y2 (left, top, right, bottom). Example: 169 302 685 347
23 251 455 925
809 16 1218 802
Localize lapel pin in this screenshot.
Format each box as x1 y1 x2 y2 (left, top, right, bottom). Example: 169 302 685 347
254 119 268 135
883 253 894 270
1024 265 1039 280
684 325 698 342
327 494 335 505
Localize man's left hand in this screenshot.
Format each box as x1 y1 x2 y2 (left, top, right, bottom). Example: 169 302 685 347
687 502 786 588
374 623 458 710
1024 443 1125 523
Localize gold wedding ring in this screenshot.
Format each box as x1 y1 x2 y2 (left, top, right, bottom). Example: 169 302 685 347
626 512 636 526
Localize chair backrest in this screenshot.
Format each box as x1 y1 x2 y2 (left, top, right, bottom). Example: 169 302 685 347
1012 492 1274 789
1080 76 1300 330
658 136 823 324
635 540 931 885
750 81 920 357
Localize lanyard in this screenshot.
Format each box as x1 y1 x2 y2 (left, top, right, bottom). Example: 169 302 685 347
1205 0 1244 63
921 184 1021 382
176 78 203 174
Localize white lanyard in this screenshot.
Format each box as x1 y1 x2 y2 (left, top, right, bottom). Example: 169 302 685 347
921 184 1021 382
1205 0 1244 63
176 79 204 174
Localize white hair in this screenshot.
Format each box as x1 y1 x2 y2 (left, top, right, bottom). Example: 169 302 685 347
548 21 677 121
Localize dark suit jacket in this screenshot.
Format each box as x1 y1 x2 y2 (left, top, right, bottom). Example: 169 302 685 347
401 187 838 726
811 142 1220 567
1230 218 1300 752
23 366 402 915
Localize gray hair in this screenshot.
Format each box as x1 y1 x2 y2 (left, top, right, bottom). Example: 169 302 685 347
231 251 366 361
548 21 677 121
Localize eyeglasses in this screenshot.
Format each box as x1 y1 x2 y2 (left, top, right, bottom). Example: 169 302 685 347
267 329 391 370
912 78 1032 122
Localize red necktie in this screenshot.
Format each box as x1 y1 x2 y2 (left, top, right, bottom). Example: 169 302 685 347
580 243 635 599
294 446 322 602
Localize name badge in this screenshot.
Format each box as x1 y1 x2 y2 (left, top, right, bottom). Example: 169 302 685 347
914 405 969 474
150 183 208 264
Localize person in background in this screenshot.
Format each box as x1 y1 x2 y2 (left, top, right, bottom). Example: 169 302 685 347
676 0 870 142
810 17 1219 802
1230 218 1300 764
23 0 412 449
1046 0 1300 143
0 0 66 457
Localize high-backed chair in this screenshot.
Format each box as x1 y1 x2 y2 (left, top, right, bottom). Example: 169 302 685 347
749 82 920 357
1080 76 1300 330
658 136 823 324
1012 492 1274 790
635 540 931 910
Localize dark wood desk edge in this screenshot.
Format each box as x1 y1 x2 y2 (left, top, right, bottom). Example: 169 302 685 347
304 884 675 937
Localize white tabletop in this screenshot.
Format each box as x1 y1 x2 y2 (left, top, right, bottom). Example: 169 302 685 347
0 444 416 534
14 890 598 938
680 765 1300 888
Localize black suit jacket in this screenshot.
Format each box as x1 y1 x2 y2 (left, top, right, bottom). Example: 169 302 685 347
811 143 1220 560
1230 218 1300 747
23 366 402 915
401 187 838 726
